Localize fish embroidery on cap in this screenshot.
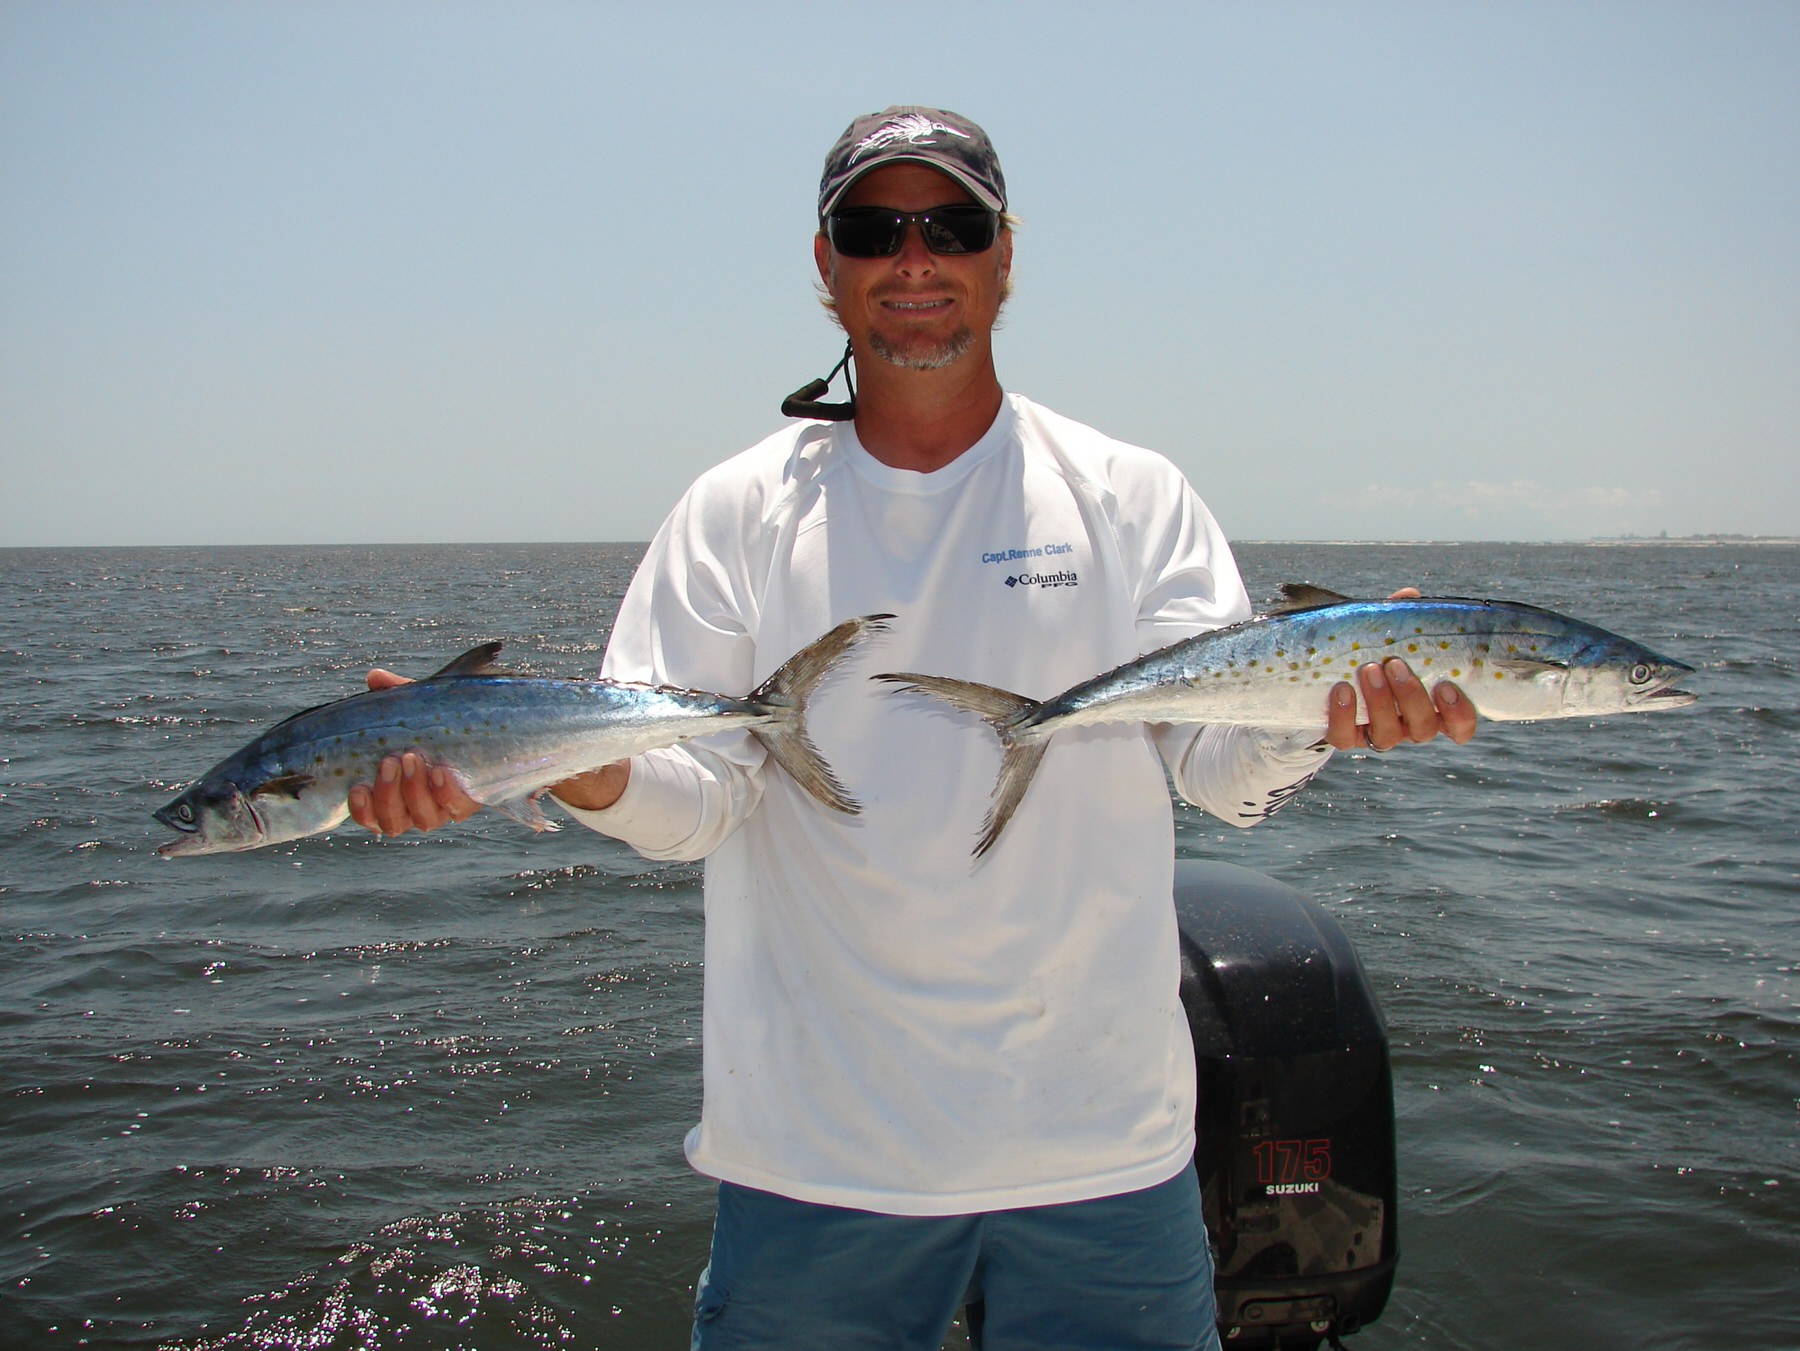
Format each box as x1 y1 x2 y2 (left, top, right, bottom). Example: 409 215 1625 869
849 113 972 165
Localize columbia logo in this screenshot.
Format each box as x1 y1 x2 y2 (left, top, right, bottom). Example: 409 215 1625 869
1005 570 1079 589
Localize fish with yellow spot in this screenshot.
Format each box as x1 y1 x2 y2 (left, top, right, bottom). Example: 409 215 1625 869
876 585 1695 856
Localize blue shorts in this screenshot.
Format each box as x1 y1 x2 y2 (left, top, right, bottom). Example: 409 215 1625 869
690 1164 1221 1351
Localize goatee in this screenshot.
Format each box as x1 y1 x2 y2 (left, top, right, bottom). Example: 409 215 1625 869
868 327 974 371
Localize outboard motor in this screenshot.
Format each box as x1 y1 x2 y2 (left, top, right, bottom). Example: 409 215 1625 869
1175 861 1397 1348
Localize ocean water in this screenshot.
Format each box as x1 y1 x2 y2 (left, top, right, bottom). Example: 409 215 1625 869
1 541 1794 1351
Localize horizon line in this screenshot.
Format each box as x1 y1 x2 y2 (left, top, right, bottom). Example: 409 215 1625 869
3 533 1798 552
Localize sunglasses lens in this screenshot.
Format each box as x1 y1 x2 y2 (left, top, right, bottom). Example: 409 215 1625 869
828 206 999 258
920 207 998 254
827 209 905 258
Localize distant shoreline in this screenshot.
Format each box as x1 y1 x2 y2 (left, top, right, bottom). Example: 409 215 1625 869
1236 536 1800 548
1578 536 1800 547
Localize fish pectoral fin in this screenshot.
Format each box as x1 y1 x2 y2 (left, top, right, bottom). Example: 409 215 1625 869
1492 654 1570 677
249 773 316 800
486 792 562 834
1271 582 1356 614
427 642 511 679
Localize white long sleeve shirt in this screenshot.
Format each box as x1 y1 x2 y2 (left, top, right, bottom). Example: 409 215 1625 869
568 395 1330 1215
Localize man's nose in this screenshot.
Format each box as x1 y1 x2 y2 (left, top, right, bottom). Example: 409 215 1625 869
892 223 937 278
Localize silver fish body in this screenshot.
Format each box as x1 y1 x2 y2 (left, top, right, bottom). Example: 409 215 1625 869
155 614 890 858
879 587 1696 856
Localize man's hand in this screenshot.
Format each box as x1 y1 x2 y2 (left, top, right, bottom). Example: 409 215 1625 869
345 668 483 837
547 763 631 812
1322 587 1479 753
344 667 632 836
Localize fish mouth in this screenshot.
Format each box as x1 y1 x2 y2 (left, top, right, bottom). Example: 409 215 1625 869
154 798 208 857
1631 664 1698 710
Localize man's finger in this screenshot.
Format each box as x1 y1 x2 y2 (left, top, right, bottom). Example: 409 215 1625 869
430 766 481 823
398 753 445 831
347 783 376 832
1435 682 1478 743
370 756 412 836
1357 662 1407 751
1324 681 1361 749
1383 659 1444 744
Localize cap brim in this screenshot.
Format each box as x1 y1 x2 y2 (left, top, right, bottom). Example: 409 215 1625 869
819 154 1005 219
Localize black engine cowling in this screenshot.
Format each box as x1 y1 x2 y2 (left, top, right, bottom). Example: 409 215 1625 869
1175 860 1398 1348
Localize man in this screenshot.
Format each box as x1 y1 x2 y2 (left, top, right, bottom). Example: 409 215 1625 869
352 107 1474 1349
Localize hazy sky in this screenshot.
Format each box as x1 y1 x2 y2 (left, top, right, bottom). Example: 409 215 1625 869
3 0 1795 546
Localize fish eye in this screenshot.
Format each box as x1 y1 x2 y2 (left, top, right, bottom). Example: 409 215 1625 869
174 803 196 824
1629 664 1652 685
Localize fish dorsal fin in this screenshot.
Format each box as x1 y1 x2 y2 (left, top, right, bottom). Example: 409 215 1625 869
1270 582 1356 614
427 642 510 679
250 773 316 800
263 699 343 736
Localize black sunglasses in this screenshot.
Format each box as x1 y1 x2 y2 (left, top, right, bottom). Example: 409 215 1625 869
825 204 1000 258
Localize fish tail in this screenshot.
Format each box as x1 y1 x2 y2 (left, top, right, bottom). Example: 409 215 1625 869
873 673 1047 858
749 614 895 814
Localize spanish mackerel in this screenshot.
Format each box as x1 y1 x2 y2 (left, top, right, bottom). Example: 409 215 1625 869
878 585 1695 856
155 614 891 857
